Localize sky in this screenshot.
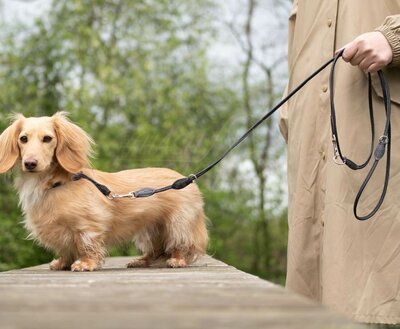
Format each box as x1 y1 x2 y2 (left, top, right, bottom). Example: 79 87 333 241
1 0 290 72
1 0 51 24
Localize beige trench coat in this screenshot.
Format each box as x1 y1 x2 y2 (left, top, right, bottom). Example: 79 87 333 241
279 0 400 324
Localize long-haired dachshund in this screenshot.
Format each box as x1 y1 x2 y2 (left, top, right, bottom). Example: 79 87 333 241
0 112 208 271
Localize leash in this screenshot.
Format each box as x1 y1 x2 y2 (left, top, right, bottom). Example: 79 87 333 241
73 50 392 221
329 51 391 220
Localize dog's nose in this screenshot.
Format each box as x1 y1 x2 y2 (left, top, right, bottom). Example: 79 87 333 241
24 160 38 171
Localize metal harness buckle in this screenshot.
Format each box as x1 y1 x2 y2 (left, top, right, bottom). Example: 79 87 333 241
107 191 136 200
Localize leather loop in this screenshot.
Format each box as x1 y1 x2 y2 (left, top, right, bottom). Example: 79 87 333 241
330 52 392 220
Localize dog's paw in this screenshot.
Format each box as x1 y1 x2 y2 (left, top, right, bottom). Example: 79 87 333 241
166 257 187 268
49 258 71 271
126 258 149 268
71 259 97 272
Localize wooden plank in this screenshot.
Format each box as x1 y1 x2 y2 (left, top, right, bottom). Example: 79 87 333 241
0 256 365 329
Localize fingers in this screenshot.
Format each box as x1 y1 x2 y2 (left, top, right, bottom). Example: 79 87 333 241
359 57 375 72
364 63 381 74
335 32 393 73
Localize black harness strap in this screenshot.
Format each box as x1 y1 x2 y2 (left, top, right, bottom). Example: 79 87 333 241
73 52 392 221
72 172 112 196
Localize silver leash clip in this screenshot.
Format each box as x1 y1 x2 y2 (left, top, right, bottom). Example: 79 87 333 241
378 135 388 144
332 135 345 165
107 191 136 200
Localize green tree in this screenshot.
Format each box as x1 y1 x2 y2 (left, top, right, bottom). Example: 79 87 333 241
211 0 290 282
0 0 290 285
0 0 241 271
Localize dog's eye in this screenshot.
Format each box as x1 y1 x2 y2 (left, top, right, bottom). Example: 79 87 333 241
19 136 28 144
43 136 53 143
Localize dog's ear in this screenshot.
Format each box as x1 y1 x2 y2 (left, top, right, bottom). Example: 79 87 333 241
53 112 94 173
0 114 24 173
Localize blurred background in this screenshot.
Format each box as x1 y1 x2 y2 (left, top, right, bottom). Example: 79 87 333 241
0 0 291 285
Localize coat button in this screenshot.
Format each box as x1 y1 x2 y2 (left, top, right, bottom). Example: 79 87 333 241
319 150 326 160
322 85 328 93
327 19 332 27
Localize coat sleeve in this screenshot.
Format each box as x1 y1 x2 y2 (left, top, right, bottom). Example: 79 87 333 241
375 15 400 66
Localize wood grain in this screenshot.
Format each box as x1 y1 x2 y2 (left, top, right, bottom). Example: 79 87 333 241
0 256 365 329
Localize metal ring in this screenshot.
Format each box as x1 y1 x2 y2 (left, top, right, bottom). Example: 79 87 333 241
333 155 346 165
188 174 197 181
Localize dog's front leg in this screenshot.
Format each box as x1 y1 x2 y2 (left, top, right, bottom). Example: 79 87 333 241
70 234 105 272
71 256 101 272
49 256 73 271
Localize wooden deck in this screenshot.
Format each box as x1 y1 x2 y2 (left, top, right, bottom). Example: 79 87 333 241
0 256 365 329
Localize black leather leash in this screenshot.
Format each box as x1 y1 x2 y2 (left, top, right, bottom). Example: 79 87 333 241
73 51 392 221
330 50 391 220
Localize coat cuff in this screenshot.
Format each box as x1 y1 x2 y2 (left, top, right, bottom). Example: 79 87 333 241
375 15 400 67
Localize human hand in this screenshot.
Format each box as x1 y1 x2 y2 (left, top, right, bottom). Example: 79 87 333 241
337 32 393 73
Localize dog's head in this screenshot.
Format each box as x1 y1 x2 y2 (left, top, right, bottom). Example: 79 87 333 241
0 112 94 174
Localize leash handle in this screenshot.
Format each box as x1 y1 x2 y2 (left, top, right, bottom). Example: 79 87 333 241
329 51 392 220
352 71 391 220
329 50 375 169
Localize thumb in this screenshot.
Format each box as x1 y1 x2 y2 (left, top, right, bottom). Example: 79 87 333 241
339 41 358 62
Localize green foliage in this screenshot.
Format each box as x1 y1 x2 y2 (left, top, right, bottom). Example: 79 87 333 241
0 0 288 284
204 178 288 285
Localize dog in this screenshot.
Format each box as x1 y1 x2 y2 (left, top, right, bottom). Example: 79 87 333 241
0 112 208 271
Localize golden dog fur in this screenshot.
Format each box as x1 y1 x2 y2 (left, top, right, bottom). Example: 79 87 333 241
0 112 208 271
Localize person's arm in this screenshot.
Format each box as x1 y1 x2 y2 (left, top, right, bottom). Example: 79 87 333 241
338 15 400 73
